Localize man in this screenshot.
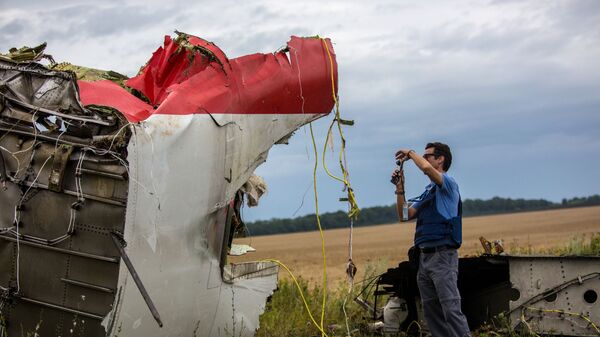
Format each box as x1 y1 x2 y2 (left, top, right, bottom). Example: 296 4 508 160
392 142 471 337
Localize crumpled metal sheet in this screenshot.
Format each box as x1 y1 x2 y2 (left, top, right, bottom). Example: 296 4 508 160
78 33 338 122
0 61 87 116
78 80 153 120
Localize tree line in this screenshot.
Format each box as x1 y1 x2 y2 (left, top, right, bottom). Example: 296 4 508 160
244 195 600 236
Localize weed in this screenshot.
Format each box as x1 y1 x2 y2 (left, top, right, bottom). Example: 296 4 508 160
509 232 600 256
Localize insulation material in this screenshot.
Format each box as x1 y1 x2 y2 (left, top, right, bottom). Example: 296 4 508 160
240 174 267 207
229 244 257 256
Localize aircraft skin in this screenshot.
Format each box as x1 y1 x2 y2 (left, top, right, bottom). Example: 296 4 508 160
108 112 322 336
0 33 337 336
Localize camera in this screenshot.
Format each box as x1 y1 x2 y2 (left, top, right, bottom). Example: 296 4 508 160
391 168 403 185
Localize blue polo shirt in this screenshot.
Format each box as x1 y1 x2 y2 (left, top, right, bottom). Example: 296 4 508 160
410 173 461 247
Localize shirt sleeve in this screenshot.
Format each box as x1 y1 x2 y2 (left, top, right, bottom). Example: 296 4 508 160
439 173 457 194
436 173 460 218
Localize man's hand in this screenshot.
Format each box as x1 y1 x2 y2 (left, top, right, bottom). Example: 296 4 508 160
391 169 405 192
395 149 414 164
392 168 413 222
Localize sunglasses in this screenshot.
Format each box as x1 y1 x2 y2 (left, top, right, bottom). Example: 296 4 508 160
423 153 438 159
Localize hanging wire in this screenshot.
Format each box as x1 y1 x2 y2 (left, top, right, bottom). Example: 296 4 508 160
523 306 600 335
14 154 53 292
321 38 360 336
233 38 358 337
258 39 348 337
291 41 329 335
261 258 330 337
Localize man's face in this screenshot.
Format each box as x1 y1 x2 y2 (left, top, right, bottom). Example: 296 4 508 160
423 147 443 171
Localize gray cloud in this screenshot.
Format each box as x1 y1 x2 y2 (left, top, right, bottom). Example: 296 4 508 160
549 0 600 35
0 20 24 35
37 4 176 40
0 20 25 48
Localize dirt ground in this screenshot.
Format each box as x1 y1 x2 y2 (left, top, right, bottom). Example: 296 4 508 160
231 206 600 284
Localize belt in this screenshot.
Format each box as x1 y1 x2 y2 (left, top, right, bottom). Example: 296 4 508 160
420 245 454 254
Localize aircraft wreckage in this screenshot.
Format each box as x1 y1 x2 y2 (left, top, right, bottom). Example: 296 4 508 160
365 251 600 336
0 32 337 336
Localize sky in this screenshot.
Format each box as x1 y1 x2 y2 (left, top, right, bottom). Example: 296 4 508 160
1 0 599 222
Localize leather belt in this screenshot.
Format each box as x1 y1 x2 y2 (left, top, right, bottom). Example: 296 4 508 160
420 245 453 254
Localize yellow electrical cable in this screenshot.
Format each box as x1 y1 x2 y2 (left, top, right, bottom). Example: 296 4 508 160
309 122 328 337
520 308 542 337
321 120 345 184
261 259 330 337
524 306 600 334
319 37 361 336
320 38 360 220
254 38 358 337
321 122 359 220
263 123 330 337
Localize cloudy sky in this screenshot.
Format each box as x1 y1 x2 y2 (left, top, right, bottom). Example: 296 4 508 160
2 0 599 222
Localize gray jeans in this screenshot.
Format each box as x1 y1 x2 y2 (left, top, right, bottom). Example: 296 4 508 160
417 248 472 337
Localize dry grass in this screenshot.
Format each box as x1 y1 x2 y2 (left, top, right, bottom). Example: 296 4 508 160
231 206 600 283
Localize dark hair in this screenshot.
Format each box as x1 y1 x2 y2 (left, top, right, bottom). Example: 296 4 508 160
426 142 452 171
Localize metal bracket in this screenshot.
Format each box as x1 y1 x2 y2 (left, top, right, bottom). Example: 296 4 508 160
48 144 73 192
110 232 163 328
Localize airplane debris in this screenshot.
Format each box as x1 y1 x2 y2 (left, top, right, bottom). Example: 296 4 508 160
229 244 256 256
480 236 506 255
240 174 267 207
480 236 493 254
110 232 163 327
366 255 600 336
0 32 337 337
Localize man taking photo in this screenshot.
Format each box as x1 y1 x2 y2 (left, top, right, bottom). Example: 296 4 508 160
392 142 471 337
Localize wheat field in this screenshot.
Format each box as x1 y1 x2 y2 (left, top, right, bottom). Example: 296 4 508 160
231 206 600 283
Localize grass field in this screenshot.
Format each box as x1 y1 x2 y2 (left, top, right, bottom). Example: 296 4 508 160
231 205 600 283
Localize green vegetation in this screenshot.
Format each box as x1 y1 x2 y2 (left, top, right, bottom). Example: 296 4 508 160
256 261 389 337
509 232 600 256
255 233 600 337
246 195 600 236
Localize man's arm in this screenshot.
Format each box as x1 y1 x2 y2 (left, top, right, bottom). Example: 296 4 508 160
392 169 418 222
396 193 418 221
395 149 443 186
